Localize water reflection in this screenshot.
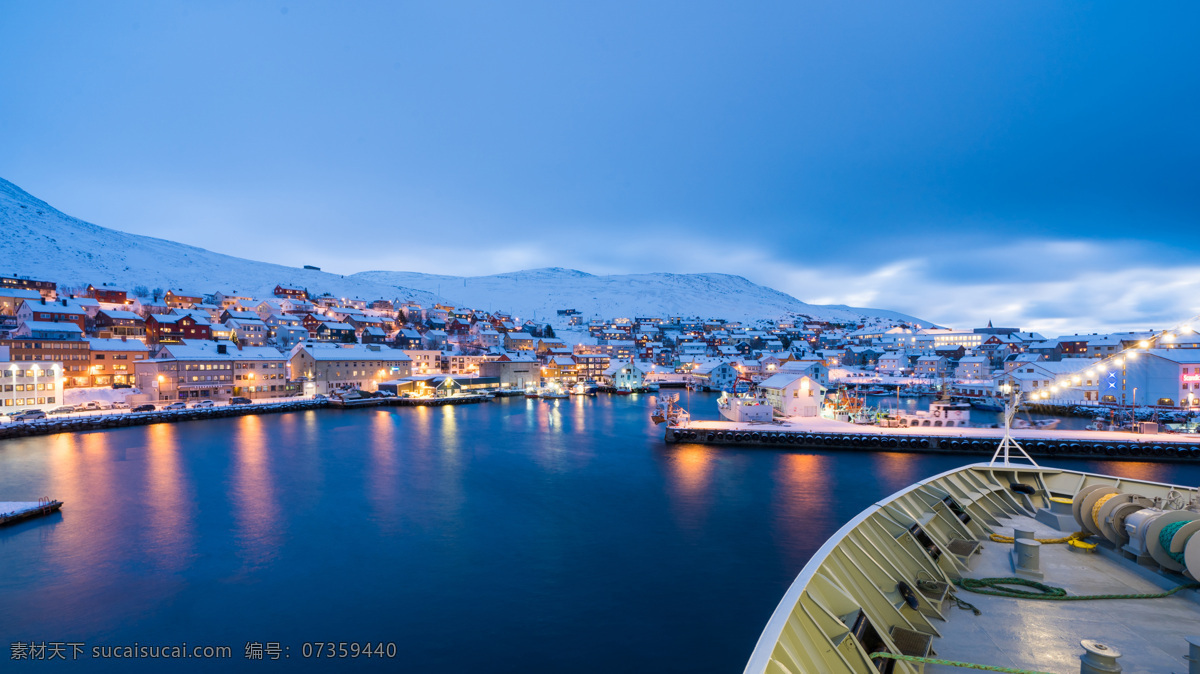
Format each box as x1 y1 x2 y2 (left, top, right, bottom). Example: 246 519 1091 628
367 411 399 530
231 415 280 571
869 452 924 493
144 423 195 572
665 445 714 529
774 452 835 568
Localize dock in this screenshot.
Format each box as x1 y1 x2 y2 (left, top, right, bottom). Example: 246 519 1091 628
0 399 324 441
666 416 1200 462
0 498 63 527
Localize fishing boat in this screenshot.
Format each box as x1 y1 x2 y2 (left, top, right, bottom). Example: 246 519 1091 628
863 387 890 396
743 391 1200 674
1013 417 1059 430
541 383 569 399
970 399 1005 412
888 397 971 428
613 386 633 395
570 382 597 396
651 393 691 426
823 387 866 423
717 392 774 423
523 387 541 399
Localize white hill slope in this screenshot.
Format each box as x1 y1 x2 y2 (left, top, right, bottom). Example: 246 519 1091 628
353 269 931 325
1 177 930 325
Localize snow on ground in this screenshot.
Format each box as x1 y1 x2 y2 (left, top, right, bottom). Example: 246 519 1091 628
63 387 139 405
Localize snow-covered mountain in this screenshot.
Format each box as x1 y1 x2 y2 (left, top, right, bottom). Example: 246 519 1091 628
0 178 438 304
353 268 931 325
1 177 931 325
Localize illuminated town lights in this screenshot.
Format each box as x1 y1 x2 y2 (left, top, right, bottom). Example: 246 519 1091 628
1138 340 1149 348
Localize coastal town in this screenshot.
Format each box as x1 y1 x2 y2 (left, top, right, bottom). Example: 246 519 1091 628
2 272 1196 428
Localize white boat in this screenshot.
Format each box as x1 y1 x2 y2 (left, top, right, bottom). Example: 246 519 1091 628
743 391 1200 674
1013 418 1060 430
717 392 774 423
888 398 971 428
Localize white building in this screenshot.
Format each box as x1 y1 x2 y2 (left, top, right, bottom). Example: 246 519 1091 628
954 356 991 380
691 361 738 391
604 361 648 389
876 352 907 376
1 359 65 413
756 373 825 417
289 344 413 395
1113 349 1200 408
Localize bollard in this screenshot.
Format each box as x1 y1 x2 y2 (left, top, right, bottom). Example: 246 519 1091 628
1013 527 1036 543
1186 636 1200 674
1080 639 1121 673
1012 538 1043 580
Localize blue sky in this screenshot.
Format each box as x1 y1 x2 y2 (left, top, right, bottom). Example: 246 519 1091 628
2 2 1198 334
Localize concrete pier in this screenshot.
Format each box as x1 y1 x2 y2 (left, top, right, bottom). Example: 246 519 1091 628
665 417 1200 462
0 499 63 527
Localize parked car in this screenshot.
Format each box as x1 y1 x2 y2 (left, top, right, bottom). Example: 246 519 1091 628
11 409 48 421
191 400 215 408
76 401 100 411
49 406 76 415
111 401 129 409
164 402 188 410
229 397 252 405
96 401 114 410
132 404 156 412
112 383 133 389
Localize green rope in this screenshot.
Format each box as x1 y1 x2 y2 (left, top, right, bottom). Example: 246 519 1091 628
1159 520 1190 564
955 576 1200 600
868 651 1052 674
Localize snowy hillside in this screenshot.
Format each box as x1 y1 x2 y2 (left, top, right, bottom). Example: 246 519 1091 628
0 178 438 304
353 268 932 325
1 177 930 325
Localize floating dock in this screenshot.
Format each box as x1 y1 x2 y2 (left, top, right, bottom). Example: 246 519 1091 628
0 499 63 527
666 417 1200 462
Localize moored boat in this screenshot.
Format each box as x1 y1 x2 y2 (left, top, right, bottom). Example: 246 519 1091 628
970 399 1005 412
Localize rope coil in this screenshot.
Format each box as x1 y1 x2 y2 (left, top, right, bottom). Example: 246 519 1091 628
1091 493 1118 529
1159 520 1192 564
955 576 1200 601
989 531 1091 545
868 652 1052 674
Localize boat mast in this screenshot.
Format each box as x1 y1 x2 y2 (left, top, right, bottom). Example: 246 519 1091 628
989 382 1039 466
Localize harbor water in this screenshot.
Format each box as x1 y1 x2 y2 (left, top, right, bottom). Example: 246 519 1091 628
2 393 1198 672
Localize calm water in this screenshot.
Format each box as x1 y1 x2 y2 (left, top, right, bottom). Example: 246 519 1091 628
2 393 1199 672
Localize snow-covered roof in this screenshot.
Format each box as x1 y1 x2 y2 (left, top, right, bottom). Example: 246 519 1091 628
86 338 151 352
21 320 83 333
294 344 412 362
1145 348 1200 364
158 341 284 361
96 309 141 321
21 301 85 315
758 373 822 390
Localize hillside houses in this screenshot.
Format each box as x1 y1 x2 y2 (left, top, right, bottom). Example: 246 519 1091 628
7 269 1200 413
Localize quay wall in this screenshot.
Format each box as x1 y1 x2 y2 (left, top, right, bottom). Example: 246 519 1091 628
0 395 498 442
664 426 1200 463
